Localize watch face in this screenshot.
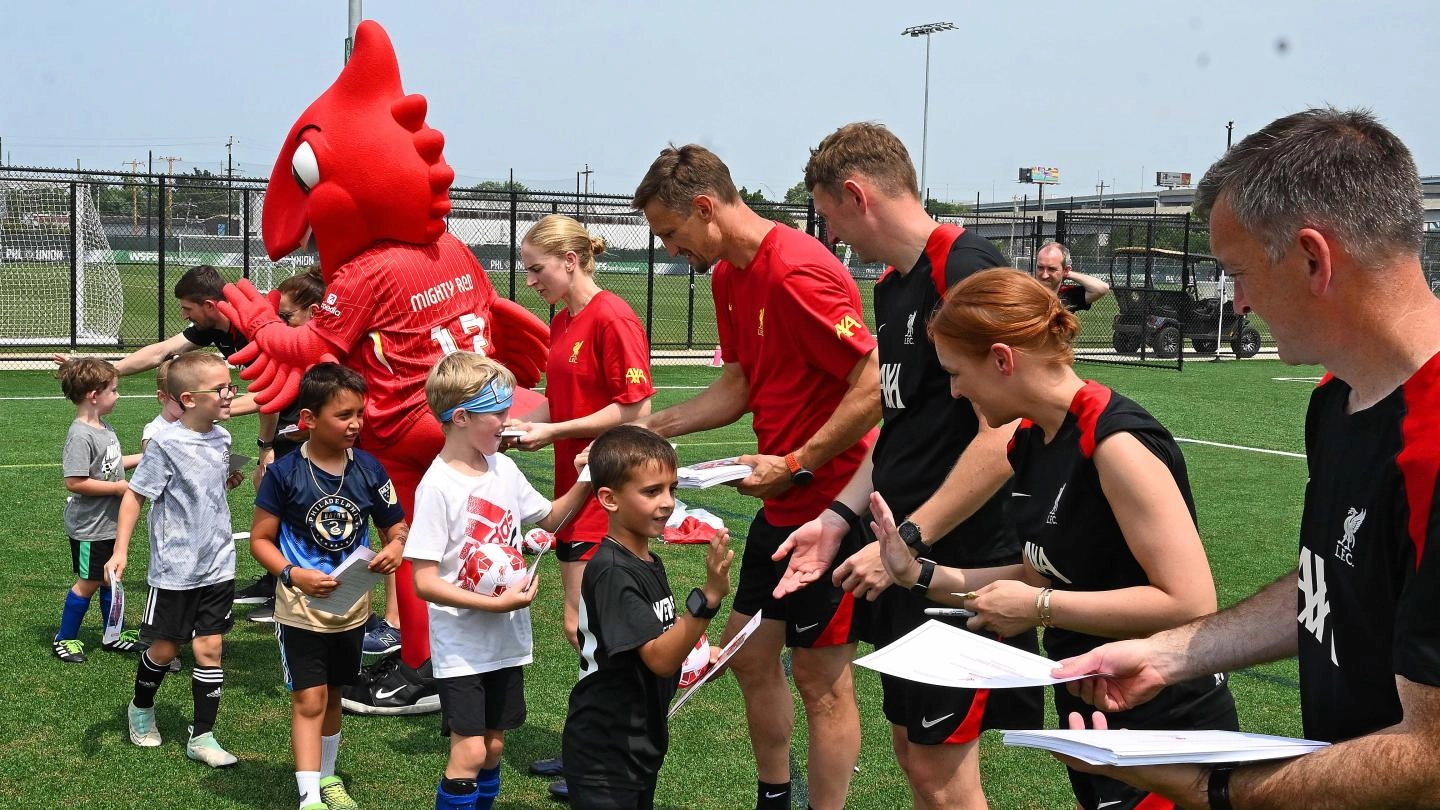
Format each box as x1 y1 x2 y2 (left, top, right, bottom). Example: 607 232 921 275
792 469 814 486
687 588 706 616
899 521 921 545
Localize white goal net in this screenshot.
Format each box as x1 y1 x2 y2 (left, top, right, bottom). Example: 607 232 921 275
0 179 124 345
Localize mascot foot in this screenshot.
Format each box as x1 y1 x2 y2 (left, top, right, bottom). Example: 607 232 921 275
341 653 440 716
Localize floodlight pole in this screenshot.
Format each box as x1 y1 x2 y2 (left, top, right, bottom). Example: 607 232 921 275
902 22 955 203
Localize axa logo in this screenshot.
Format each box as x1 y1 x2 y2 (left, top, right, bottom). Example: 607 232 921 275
881 363 905 410
904 310 918 345
835 314 863 339
569 340 583 363
1298 547 1338 666
757 308 765 337
1335 507 1364 568
1046 484 1066 525
1024 541 1073 584
625 367 647 385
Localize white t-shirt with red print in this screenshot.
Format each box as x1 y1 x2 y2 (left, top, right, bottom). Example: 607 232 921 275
405 453 551 678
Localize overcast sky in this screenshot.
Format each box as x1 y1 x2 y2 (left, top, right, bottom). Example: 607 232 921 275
3 1 1435 203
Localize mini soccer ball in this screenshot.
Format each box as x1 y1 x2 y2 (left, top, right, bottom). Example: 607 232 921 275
457 542 527 597
679 636 711 689
522 528 556 554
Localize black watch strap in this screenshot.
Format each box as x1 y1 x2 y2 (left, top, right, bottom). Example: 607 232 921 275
257 437 274 449
910 558 936 597
829 500 860 528
687 588 719 620
280 564 295 589
1208 764 1236 810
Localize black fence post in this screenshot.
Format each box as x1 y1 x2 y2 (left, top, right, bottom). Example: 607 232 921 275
508 188 519 301
806 197 816 238
646 233 656 345
686 264 696 349
1055 210 1068 246
156 175 167 344
241 188 251 280
69 182 78 350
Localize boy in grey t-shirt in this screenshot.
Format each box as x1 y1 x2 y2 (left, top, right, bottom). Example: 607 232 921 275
107 352 246 767
54 358 142 663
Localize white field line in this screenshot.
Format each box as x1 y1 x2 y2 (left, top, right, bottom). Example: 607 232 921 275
1174 437 1305 459
1272 376 1323 383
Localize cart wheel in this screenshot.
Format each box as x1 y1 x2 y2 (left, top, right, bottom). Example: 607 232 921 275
1192 337 1218 354
1233 327 1262 359
1153 326 1181 359
1113 332 1142 354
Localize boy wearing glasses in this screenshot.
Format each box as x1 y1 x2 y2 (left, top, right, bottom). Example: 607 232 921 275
107 352 247 767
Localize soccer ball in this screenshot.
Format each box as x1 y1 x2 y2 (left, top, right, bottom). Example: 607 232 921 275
457 542 527 597
679 636 711 689
522 528 556 554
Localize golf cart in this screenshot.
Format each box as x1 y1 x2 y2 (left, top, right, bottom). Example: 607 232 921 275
1108 247 1261 359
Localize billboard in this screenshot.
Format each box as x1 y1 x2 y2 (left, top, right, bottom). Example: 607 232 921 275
1155 171 1193 187
1018 166 1061 184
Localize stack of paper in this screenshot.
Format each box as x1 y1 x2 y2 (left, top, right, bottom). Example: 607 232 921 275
1001 729 1329 766
855 620 1096 689
677 458 752 489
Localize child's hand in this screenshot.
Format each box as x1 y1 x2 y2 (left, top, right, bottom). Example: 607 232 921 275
225 470 245 490
290 568 339 598
369 542 405 575
103 554 126 583
496 574 538 611
703 528 734 604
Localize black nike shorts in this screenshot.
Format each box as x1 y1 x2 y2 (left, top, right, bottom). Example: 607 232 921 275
731 508 865 648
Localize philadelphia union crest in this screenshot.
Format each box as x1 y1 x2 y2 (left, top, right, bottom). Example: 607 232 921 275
307 496 363 551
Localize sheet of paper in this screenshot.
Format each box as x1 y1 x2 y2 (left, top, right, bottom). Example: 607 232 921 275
228 452 252 474
103 570 125 644
1001 728 1330 766
669 610 763 718
854 619 1095 689
306 546 382 616
523 543 549 593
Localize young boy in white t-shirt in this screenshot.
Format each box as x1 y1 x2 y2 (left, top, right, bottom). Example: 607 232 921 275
406 352 592 810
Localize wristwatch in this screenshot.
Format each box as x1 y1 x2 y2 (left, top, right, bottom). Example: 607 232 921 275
1208 764 1237 810
784 453 814 487
910 558 936 597
257 437 274 450
898 520 927 556
686 588 719 620
280 564 295 589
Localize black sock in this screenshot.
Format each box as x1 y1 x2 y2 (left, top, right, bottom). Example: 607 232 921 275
757 780 791 810
133 651 169 709
441 777 478 794
191 666 224 736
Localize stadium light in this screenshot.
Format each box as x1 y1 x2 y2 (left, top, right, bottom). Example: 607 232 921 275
901 21 956 203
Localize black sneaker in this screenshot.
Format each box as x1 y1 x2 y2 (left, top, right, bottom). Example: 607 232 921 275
234 573 276 605
530 757 564 777
52 637 87 664
548 780 570 802
341 654 441 716
247 596 275 623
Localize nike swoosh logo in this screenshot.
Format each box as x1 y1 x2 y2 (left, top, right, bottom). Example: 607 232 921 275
1011 492 1030 498
1098 802 1123 809
920 712 955 728
794 623 820 633
374 686 406 700
765 792 786 799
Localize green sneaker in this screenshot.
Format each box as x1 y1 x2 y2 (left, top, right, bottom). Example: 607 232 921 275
302 804 327 810
52 637 86 663
319 775 359 810
127 701 161 747
185 731 238 767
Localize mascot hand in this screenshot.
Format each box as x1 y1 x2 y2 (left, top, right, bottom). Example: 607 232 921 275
488 298 550 389
218 279 284 342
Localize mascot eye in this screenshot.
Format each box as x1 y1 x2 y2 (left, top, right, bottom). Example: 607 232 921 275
291 141 320 193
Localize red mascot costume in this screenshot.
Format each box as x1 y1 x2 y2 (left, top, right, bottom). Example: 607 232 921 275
219 20 548 714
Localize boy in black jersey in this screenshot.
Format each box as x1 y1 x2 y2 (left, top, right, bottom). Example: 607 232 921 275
562 426 732 810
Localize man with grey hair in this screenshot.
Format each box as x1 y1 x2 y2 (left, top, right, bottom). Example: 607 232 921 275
1053 107 1440 807
1034 240 1109 312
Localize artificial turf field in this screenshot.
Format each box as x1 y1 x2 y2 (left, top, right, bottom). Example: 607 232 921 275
0 358 1316 809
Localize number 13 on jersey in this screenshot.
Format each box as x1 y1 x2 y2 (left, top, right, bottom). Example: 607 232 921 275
431 313 489 356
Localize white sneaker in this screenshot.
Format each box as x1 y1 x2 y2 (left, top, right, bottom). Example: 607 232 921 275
127 702 161 747
185 730 238 767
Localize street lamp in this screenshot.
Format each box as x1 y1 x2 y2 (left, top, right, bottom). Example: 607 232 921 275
902 21 956 203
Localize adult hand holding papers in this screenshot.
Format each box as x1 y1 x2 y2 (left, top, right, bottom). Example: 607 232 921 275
677 457 753 489
854 619 1098 689
1001 729 1328 766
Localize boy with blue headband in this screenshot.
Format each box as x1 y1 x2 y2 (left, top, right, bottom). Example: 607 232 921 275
405 352 593 810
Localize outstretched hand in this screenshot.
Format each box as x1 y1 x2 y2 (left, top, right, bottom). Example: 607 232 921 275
771 509 849 599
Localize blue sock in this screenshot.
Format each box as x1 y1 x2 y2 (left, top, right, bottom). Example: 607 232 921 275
436 777 478 810
98 587 113 627
57 589 91 640
475 766 500 810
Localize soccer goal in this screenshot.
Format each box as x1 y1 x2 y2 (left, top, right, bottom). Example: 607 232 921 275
0 179 124 346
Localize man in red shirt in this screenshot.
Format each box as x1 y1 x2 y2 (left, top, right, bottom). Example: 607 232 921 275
632 144 881 810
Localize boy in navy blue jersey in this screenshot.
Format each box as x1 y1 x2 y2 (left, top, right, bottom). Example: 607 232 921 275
250 363 408 810
562 426 733 809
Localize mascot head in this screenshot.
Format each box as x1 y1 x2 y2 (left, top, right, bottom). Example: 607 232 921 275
263 20 455 272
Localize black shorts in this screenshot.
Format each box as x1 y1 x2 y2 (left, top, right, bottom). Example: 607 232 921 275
70 538 114 581
556 539 600 563
881 665 1043 745
436 666 526 737
732 509 865 648
139 580 236 644
276 623 364 692
567 781 656 810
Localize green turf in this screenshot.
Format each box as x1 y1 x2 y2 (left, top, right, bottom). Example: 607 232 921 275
0 359 1316 808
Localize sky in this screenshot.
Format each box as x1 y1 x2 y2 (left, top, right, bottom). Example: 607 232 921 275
2 1 1436 204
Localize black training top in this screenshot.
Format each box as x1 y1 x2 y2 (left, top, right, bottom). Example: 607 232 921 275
1057 282 1090 313
182 323 248 361
563 539 678 790
1299 356 1440 742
